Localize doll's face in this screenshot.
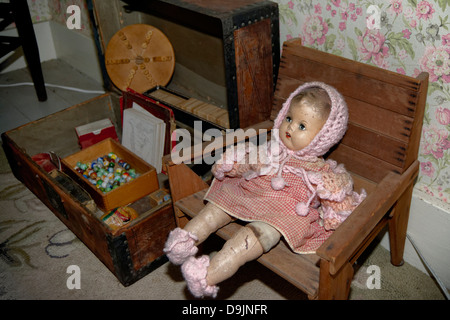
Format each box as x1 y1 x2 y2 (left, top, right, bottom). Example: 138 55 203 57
278 101 328 151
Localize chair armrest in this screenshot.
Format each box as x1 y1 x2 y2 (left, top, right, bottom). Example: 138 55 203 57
163 120 273 167
316 160 419 275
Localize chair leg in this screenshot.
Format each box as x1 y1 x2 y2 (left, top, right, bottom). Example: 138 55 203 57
388 183 414 266
12 0 47 101
318 260 354 300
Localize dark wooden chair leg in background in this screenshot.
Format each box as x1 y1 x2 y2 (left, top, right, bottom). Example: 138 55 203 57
5 0 47 101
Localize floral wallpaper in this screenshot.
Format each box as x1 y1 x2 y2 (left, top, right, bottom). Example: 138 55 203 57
275 0 450 206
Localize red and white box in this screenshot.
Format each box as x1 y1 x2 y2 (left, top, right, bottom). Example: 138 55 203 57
75 118 118 149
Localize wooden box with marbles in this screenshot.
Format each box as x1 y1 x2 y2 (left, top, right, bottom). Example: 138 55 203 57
61 138 159 212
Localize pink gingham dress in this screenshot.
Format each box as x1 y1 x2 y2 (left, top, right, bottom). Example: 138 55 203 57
205 157 334 254
204 81 366 254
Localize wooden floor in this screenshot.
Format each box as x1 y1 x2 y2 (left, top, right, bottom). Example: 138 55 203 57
0 59 105 134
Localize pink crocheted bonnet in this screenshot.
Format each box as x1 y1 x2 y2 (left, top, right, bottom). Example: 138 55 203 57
269 82 349 216
273 81 348 158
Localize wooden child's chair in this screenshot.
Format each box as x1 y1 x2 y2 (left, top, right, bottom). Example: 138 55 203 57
163 38 428 299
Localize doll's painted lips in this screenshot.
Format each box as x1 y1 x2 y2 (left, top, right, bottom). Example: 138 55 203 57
286 132 291 138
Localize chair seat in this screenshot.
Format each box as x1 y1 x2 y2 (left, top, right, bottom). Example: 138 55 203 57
175 188 322 298
173 171 379 298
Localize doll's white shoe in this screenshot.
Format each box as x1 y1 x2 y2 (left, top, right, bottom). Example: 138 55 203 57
163 228 198 265
181 255 219 298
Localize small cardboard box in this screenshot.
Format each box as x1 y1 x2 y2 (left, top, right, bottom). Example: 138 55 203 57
149 189 171 207
61 138 159 212
75 118 119 149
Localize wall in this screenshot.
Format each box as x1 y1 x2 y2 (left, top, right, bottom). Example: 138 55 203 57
47 0 93 37
0 0 101 82
0 19 57 73
273 0 450 289
18 0 92 37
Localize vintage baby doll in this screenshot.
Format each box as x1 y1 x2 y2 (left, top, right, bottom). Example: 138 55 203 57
164 82 366 298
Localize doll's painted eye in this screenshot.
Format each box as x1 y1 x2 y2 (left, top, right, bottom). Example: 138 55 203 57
299 123 306 131
285 116 292 123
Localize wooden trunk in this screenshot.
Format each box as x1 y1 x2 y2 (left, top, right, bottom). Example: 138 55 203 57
1 94 176 286
90 0 280 129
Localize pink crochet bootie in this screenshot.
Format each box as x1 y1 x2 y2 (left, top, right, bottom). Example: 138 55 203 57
163 228 198 265
181 255 219 298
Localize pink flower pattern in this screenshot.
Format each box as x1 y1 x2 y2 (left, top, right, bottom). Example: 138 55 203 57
442 34 450 46
390 0 403 15
402 29 412 39
278 0 450 204
302 15 329 46
358 29 390 68
420 46 450 83
422 126 450 159
416 1 435 20
421 161 435 178
436 107 450 126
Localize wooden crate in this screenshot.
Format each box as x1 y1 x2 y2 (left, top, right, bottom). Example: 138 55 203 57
90 0 280 129
1 94 176 286
163 39 428 299
62 138 159 212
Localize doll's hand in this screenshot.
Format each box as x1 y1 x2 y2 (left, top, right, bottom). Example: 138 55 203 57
212 143 248 180
212 147 235 180
307 167 353 202
242 170 259 180
212 162 234 180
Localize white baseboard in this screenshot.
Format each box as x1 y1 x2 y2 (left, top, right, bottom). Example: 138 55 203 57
381 188 450 290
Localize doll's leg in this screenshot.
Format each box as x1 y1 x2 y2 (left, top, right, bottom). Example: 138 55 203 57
184 202 233 244
164 202 232 265
181 222 281 298
206 222 281 285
